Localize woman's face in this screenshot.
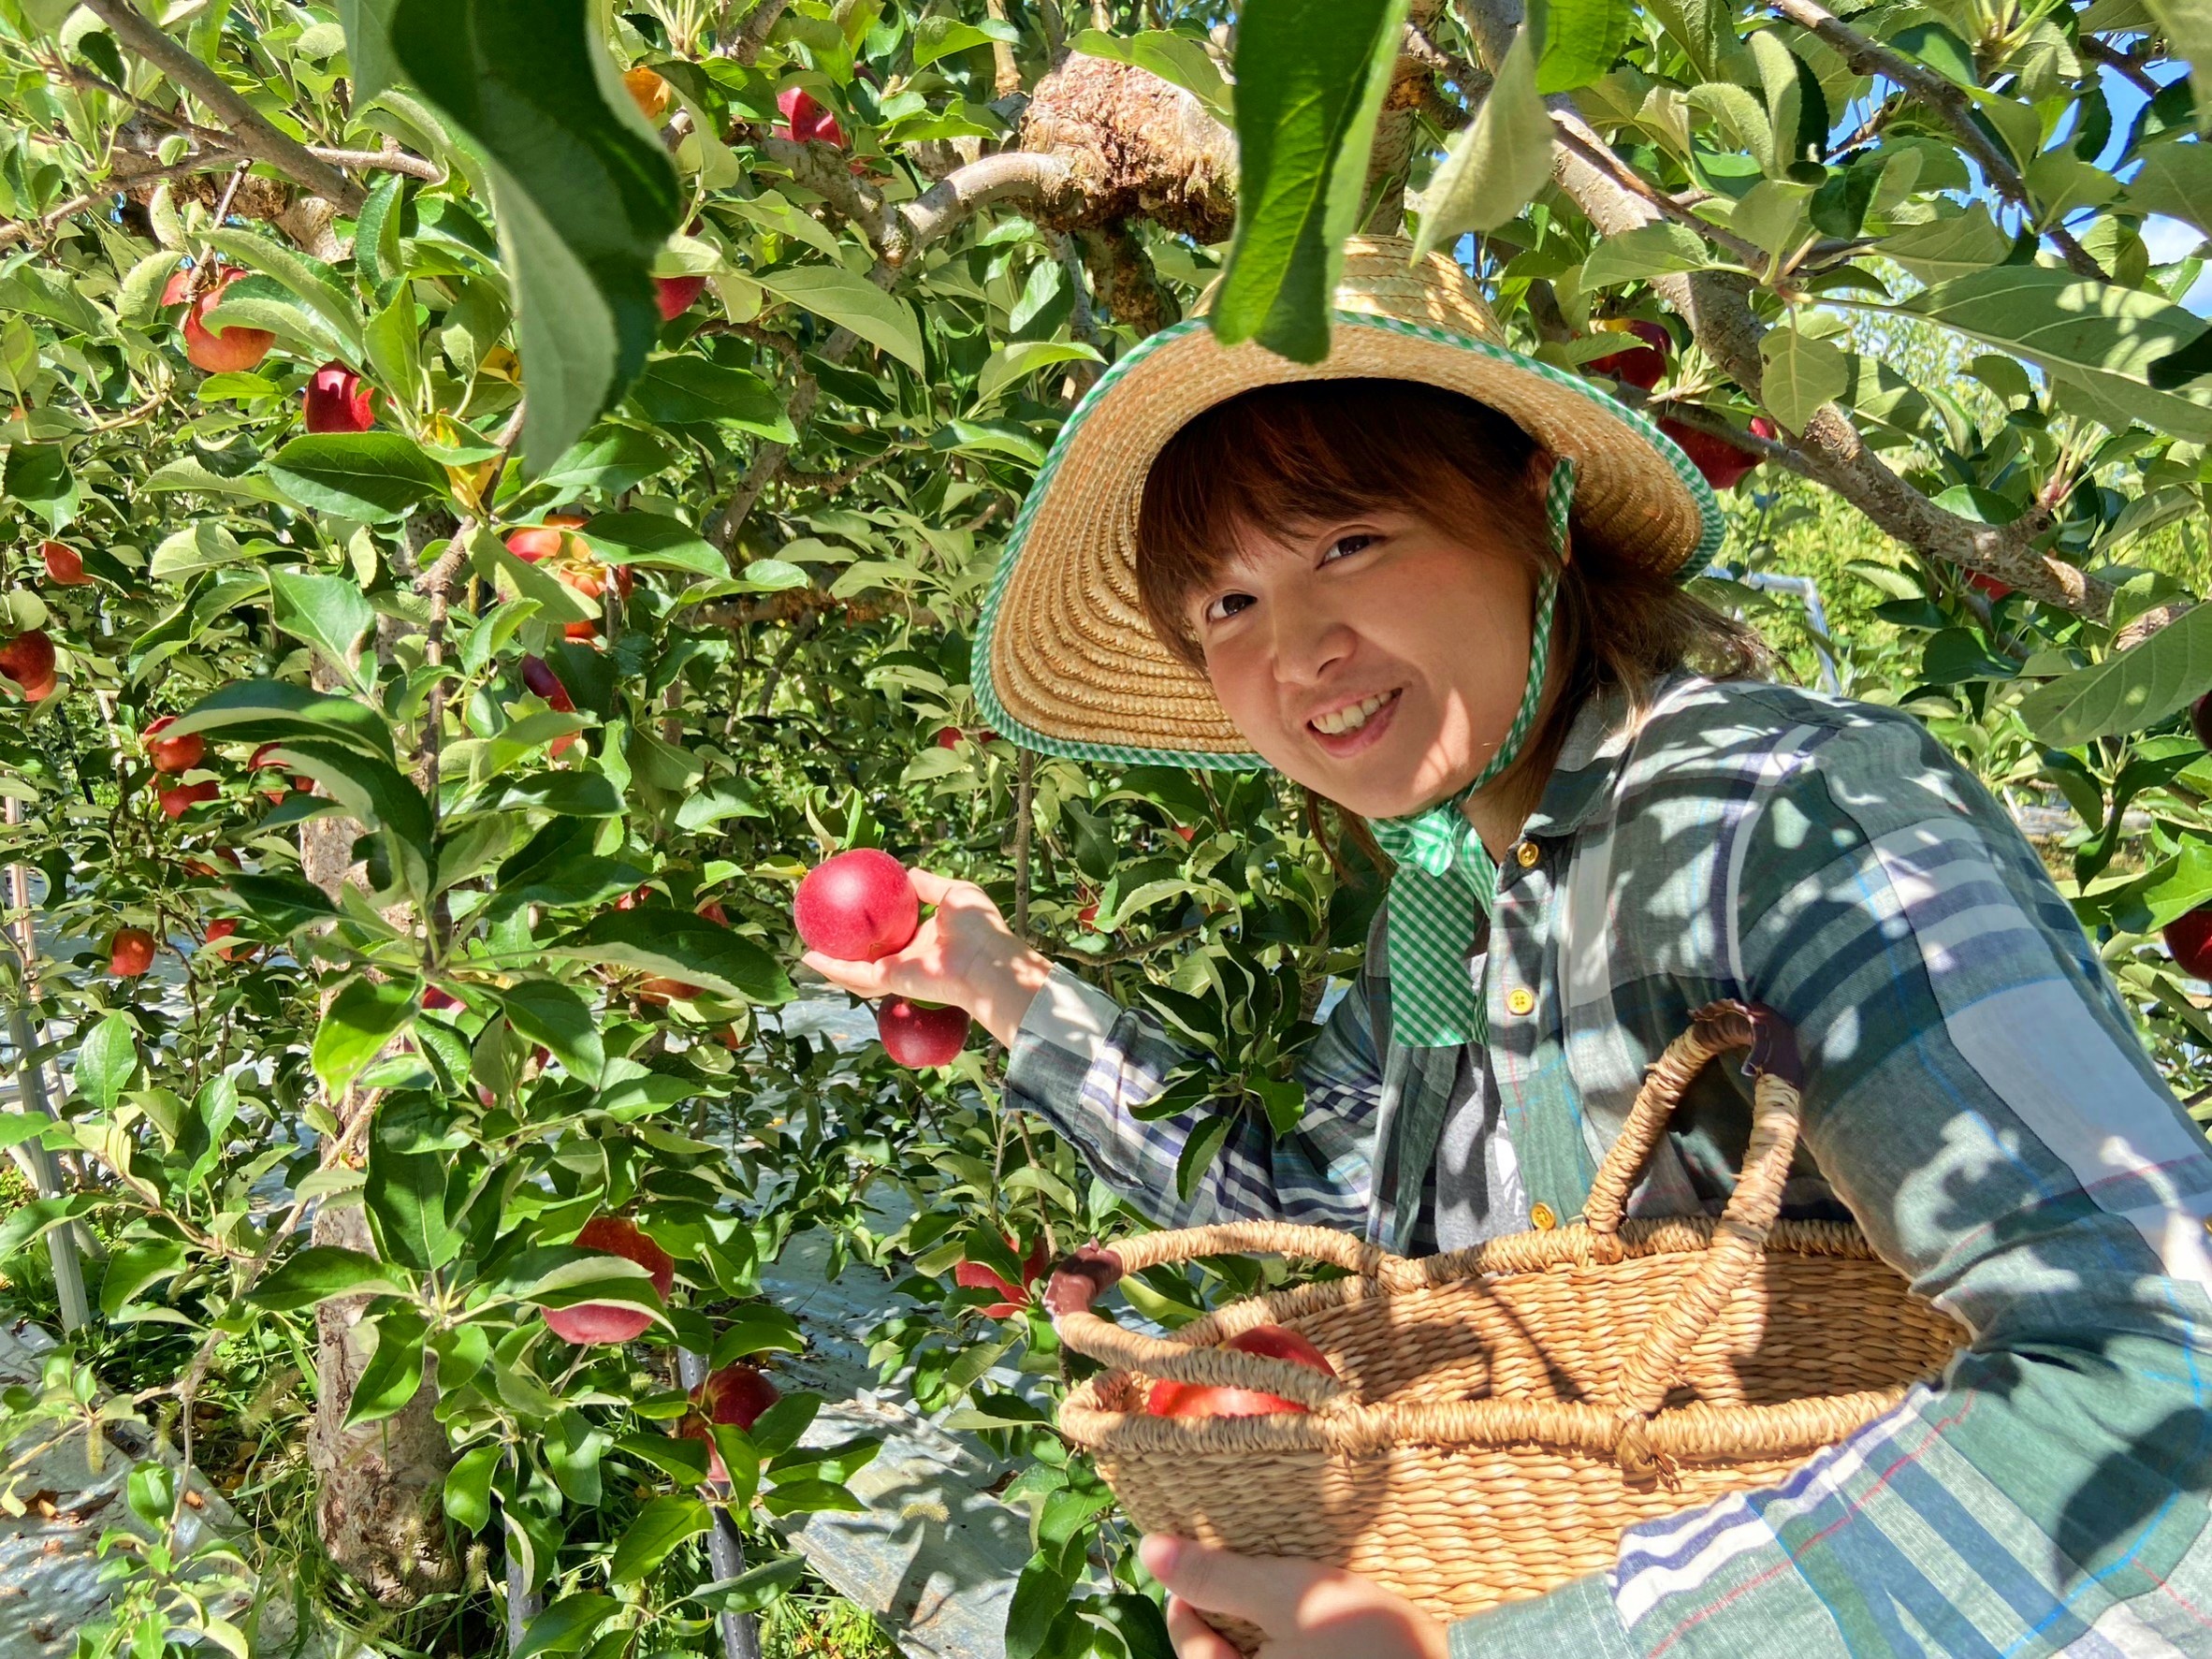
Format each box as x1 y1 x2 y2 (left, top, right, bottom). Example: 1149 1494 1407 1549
1188 509 1537 820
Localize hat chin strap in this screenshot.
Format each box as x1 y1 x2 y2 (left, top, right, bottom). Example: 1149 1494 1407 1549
1364 458 1574 1050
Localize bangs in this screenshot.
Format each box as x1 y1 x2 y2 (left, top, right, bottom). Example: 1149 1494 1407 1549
1133 380 1547 665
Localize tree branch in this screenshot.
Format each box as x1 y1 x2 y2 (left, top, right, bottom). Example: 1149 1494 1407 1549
890 152 1075 265
80 0 366 212
1767 0 2106 282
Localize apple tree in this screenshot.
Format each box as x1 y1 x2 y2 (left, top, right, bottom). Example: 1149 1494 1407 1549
0 1 2207 1657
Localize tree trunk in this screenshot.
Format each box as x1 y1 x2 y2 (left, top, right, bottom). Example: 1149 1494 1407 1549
299 663 458 1605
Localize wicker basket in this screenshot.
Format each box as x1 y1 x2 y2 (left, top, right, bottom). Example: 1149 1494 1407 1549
1050 1004 1967 1649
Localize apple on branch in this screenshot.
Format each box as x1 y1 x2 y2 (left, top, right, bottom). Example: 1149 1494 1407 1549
182 268 274 373
541 1215 675 1345
39 542 89 586
109 927 156 979
681 1362 781 1483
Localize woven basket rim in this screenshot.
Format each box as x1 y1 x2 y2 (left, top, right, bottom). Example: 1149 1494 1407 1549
1058 1215 1956 1463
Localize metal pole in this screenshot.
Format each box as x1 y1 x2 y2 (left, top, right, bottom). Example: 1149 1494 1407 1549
678 1346 762 1659
2 798 88 1333
504 1509 543 1653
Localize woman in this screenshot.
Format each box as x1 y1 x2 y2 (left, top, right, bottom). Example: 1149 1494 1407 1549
807 239 2212 1657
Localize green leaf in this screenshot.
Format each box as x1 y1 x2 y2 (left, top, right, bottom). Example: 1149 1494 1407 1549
366 1103 459 1273
512 1594 619 1659
1903 267 2212 442
1875 205 2012 287
248 1245 399 1311
266 739 435 897
313 976 421 1093
463 524 599 625
759 1477 866 1517
171 679 397 760
2018 604 2212 746
1537 0 1633 94
608 1494 710 1584
755 265 925 373
1213 0 1413 362
202 227 365 358
74 1013 138 1113
1174 1112 1234 1202
2129 140 2212 236
706 1304 806 1367
364 291 425 415
1579 221 1713 291
269 432 450 522
627 356 794 438
545 908 792 1002
343 1312 429 1426
498 979 604 1083
1758 325 1848 431
912 14 1019 69
336 0 401 105
269 571 375 683
0 265 104 336
974 340 1103 407
689 1554 807 1615
389 0 681 472
1007 1548 1083 1659
2147 0 2212 133
0 1194 100 1261
579 511 723 575
225 872 342 932
539 425 678 492
100 1239 189 1317
1416 23 1555 251
444 1443 500 1532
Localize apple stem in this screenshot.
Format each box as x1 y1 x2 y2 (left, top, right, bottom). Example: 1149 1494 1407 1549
677 1347 764 1659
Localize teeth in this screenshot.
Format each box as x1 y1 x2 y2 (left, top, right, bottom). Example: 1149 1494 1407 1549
1313 691 1393 736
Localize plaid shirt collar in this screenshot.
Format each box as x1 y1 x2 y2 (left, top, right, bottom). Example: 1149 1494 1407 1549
1515 675 1681 842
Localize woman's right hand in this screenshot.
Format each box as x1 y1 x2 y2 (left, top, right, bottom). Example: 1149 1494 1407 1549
801 869 1055 1049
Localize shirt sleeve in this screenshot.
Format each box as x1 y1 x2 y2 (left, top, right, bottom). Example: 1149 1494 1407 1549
1002 963 1385 1230
1449 706 2212 1657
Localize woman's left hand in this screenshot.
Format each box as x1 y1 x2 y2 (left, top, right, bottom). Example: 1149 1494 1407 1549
1140 1535 1449 1659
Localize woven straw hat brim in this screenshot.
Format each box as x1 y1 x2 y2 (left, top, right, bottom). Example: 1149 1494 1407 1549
975 275 1724 769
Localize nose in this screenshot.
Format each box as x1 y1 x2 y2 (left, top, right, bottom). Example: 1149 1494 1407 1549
1268 589 1357 689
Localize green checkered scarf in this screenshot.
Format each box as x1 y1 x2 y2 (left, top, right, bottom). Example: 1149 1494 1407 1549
1367 458 1575 1049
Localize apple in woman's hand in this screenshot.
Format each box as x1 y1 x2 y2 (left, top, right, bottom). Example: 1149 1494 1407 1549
793 849 919 961
682 1362 781 1482
541 1215 674 1345
877 996 968 1067
1145 1324 1338 1419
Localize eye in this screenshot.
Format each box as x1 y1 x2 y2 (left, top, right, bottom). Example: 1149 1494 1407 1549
1202 590 1256 623
1320 532 1378 564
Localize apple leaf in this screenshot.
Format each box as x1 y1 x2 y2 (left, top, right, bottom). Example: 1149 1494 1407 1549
2018 603 2212 746
626 357 794 439
608 1494 710 1584
342 1311 429 1427
545 908 792 1002
512 1594 620 1659
689 1553 807 1615
73 1013 139 1113
388 0 680 472
499 978 605 1083
269 570 376 687
1415 22 1555 251
269 432 451 521
579 511 725 575
169 678 400 761
1212 0 1412 362
444 1442 501 1532
249 1245 401 1311
754 264 926 373
313 976 421 1094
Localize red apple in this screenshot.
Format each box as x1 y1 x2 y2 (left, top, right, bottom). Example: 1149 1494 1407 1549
541 1215 676 1345
303 361 375 433
1145 1324 1338 1419
203 919 240 959
248 742 314 801
776 86 847 147
655 275 707 321
682 1363 781 1482
636 975 705 1006
1076 901 1099 928
109 927 156 978
2193 693 2212 751
159 267 195 308
2166 908 2212 979
182 269 274 373
520 655 575 712
793 849 920 961
157 779 218 819
506 522 584 564
0 630 55 690
39 542 88 586
1172 825 1196 843
422 985 462 1011
696 899 730 926
877 997 969 1067
13 671 56 703
1969 572 2014 601
144 715 204 775
1587 320 1669 390
955 1234 1049 1317
1658 418 1761 491
934 726 962 749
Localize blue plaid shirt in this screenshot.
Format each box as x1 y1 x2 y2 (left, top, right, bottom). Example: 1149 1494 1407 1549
1007 675 2212 1657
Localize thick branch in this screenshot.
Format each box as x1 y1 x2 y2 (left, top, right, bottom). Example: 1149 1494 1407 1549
732 0 792 65
1544 99 2108 614
891 152 1076 264
80 0 366 212
1767 0 2105 282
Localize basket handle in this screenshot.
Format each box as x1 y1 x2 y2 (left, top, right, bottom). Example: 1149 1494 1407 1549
1041 1223 1397 1409
1585 1002 1806 1480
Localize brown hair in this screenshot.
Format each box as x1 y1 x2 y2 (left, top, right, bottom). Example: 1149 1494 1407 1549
1133 379 1768 869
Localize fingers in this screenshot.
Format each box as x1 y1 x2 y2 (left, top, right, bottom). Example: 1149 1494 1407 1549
799 951 895 997
1164 1595 1245 1659
1141 1535 1332 1633
905 868 962 905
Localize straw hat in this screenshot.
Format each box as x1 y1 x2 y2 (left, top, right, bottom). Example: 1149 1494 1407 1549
973 235 1724 769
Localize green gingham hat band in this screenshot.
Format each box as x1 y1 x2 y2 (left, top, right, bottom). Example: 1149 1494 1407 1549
1366 457 1575 1050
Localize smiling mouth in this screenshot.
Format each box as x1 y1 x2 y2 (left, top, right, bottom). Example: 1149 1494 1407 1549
1309 688 1402 737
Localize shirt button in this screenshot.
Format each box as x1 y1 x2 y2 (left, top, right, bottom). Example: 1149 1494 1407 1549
1506 986 1536 1016
1531 1202 1558 1230
1515 840 1540 868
